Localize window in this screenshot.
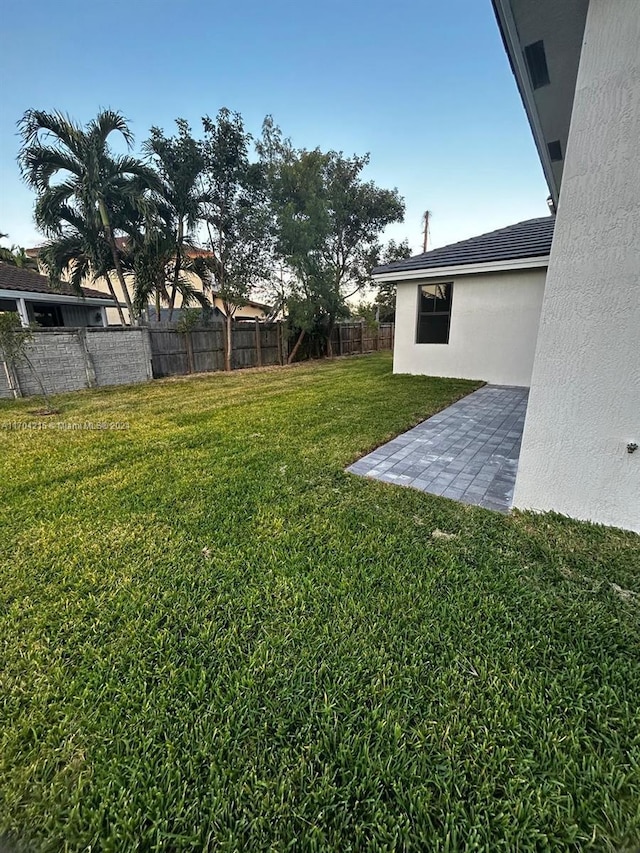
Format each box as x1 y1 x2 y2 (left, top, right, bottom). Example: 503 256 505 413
32 303 64 327
416 283 452 344
524 40 550 89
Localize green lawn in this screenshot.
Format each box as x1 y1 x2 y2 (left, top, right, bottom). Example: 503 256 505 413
1 353 639 852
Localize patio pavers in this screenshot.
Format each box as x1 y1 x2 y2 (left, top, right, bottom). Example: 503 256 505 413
347 385 529 511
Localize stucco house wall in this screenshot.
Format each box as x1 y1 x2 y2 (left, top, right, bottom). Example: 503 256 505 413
513 0 640 532
393 267 546 387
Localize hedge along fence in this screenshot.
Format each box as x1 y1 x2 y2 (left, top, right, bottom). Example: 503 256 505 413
0 327 153 400
149 321 395 378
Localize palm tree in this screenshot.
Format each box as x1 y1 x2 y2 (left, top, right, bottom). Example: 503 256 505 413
18 109 159 324
38 205 128 326
143 120 207 320
0 246 40 271
123 208 212 322
0 234 40 271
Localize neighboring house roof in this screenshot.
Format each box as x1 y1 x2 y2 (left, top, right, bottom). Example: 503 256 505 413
26 239 214 260
374 217 555 278
0 263 114 301
212 293 273 313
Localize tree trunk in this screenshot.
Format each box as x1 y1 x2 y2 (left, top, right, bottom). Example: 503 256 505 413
224 312 232 372
167 220 184 323
326 316 335 358
3 360 21 399
22 352 55 413
185 332 194 374
104 272 127 326
254 319 262 367
287 328 305 364
98 198 136 325
155 289 161 322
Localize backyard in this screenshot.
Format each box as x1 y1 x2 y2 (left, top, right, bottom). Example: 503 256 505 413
1 352 639 851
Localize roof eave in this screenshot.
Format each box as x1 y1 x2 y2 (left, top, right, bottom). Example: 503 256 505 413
372 254 550 283
491 0 559 205
0 288 118 306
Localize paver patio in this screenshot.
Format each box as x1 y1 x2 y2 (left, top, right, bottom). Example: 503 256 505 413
347 385 529 511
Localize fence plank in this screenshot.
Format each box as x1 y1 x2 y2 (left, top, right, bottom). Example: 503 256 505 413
255 320 262 367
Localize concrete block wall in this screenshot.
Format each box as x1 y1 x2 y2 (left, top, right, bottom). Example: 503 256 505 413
85 328 153 387
13 331 88 397
0 364 11 398
0 328 153 400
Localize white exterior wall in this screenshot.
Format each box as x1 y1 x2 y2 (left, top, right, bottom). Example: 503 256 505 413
513 0 640 532
393 268 546 387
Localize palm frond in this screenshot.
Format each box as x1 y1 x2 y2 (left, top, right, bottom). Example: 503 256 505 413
176 274 210 308
18 109 85 158
109 155 161 188
18 143 81 190
88 109 134 148
34 182 78 234
39 236 90 296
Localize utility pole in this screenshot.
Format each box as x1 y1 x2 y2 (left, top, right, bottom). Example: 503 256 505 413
422 210 431 253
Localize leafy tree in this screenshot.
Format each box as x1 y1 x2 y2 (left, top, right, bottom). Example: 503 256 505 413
374 239 412 323
199 109 272 371
273 147 405 358
0 312 56 411
18 109 159 324
350 300 379 328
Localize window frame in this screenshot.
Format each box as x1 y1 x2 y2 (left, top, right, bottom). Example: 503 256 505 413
415 281 453 345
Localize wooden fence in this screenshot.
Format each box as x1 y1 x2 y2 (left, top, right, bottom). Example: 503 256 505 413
148 320 394 379
331 322 394 356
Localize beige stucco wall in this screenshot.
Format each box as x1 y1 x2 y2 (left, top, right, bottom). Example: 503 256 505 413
393 268 546 387
513 0 640 533
48 267 269 324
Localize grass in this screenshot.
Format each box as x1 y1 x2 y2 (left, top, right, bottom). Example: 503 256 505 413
1 352 639 852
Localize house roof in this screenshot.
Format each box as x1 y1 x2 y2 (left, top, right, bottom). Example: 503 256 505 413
0 263 114 301
373 216 555 277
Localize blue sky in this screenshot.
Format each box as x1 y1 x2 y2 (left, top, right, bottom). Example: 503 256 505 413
0 0 549 253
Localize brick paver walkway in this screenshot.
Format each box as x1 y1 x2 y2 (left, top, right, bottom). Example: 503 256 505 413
347 385 529 512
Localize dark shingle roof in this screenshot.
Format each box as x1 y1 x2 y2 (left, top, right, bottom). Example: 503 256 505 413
0 263 114 301
373 216 554 276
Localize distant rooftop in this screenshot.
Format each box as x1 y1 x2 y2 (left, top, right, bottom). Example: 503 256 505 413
373 216 555 276
26 238 214 260
0 263 114 301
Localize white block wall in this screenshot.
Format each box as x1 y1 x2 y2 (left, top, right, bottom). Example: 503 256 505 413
393 268 546 387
